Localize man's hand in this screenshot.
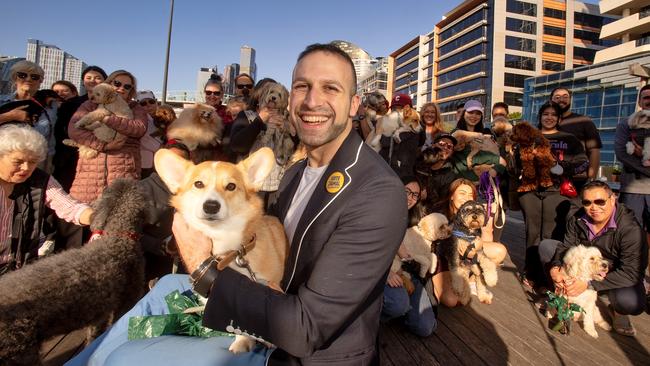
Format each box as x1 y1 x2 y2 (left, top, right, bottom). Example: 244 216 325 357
0 105 30 124
565 279 589 297
472 164 494 177
631 140 643 158
258 107 271 123
172 212 213 273
267 113 285 128
386 271 404 288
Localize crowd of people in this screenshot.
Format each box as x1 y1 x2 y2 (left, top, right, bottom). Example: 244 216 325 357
0 44 648 364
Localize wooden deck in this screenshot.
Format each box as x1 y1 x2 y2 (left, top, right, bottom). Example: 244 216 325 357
42 212 650 365
379 212 650 366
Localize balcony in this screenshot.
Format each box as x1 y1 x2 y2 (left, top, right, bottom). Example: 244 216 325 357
594 39 650 63
600 11 650 39
600 0 649 16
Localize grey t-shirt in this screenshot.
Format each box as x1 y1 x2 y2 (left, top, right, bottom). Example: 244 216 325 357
283 164 328 244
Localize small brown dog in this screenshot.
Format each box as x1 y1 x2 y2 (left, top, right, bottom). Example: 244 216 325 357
510 122 556 192
166 103 222 151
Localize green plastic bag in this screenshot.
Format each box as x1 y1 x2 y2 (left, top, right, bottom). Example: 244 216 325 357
128 290 234 340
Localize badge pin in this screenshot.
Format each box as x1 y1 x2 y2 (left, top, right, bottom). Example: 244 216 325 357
326 172 344 193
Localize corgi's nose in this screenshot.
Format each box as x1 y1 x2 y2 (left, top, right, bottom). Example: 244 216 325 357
203 200 221 215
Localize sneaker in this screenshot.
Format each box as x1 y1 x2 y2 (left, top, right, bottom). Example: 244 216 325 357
610 305 636 337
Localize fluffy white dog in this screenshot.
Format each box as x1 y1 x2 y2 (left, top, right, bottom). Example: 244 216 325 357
556 245 611 338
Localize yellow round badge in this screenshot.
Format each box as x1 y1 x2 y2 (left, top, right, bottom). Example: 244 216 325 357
325 172 344 193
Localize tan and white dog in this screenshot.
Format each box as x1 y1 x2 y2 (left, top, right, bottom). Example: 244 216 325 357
166 103 223 151
552 245 611 338
154 147 288 353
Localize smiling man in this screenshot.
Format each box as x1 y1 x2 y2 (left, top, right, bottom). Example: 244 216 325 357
538 181 648 337
70 43 407 366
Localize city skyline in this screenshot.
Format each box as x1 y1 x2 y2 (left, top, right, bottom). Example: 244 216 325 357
0 0 476 93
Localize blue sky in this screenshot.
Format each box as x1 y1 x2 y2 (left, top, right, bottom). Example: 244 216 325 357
2 0 599 93
1 0 454 92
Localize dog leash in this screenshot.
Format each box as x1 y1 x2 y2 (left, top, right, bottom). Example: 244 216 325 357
213 234 258 282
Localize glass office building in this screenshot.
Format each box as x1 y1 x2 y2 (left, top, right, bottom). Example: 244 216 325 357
522 52 650 165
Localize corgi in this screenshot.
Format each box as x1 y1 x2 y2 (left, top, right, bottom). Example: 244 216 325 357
154 147 288 353
166 103 223 151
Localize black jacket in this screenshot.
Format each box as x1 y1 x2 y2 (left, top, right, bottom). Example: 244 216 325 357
1 169 50 274
551 204 648 291
203 131 407 365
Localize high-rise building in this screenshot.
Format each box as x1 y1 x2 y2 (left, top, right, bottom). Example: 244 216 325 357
388 0 617 125
0 56 26 95
240 46 256 81
595 1 650 62
358 57 389 97
26 39 87 92
331 40 377 85
196 66 219 103
223 63 240 97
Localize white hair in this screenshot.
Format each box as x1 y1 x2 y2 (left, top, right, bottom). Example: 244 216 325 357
0 125 47 162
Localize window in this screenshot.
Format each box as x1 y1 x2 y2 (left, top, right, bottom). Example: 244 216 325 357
438 43 486 71
573 47 597 63
544 8 565 20
544 25 565 37
395 59 418 77
504 73 528 88
438 60 487 85
543 43 565 54
641 5 650 19
437 77 487 99
395 48 419 67
574 12 614 28
507 0 536 16
506 17 536 35
439 9 488 42
505 36 536 53
439 27 485 57
505 54 535 71
542 60 564 71
504 92 523 106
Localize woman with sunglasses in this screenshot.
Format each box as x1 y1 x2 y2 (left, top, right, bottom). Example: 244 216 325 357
517 101 588 292
136 90 163 179
68 70 147 204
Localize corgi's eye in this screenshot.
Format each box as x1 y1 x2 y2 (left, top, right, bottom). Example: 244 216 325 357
194 181 204 189
226 183 236 191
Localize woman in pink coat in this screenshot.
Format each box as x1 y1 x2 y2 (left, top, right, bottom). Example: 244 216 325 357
68 70 147 203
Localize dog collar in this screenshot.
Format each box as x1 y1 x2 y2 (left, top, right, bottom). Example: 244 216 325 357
214 234 257 280
452 230 476 241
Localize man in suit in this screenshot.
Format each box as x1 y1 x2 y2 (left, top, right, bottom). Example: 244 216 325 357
70 44 407 366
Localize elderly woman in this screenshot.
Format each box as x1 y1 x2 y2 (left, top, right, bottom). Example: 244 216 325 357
0 61 57 171
0 125 92 274
68 70 147 204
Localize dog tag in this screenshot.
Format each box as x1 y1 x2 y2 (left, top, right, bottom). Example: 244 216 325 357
550 164 563 176
326 172 344 193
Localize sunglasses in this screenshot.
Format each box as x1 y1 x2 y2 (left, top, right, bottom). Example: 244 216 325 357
581 197 610 207
16 72 42 81
405 189 420 200
139 99 156 106
205 90 222 96
236 84 253 90
112 80 133 91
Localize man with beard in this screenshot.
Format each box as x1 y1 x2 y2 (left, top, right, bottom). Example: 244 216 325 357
70 43 407 366
550 87 602 185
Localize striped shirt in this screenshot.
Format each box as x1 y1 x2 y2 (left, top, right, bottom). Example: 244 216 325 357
0 177 90 265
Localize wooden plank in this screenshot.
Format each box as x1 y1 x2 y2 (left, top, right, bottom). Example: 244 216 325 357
40 334 66 358
42 328 86 366
418 331 464 366
433 320 487 365
389 323 441 366
379 322 417 366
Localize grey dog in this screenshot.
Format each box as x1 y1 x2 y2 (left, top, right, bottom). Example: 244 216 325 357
0 179 146 366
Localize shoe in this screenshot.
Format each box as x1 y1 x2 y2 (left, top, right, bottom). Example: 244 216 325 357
610 305 636 337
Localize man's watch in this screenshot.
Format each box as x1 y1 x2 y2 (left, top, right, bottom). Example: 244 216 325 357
190 256 219 297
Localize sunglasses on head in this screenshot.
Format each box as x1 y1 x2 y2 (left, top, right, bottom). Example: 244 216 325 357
16 72 42 81
205 90 221 96
112 80 133 91
581 197 610 207
236 84 253 90
139 99 156 106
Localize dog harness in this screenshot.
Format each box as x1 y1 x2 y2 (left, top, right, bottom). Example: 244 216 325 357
213 234 258 282
452 230 479 265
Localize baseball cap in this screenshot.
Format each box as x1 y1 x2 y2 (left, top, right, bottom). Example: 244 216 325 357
391 93 412 108
464 100 484 113
433 133 457 146
136 90 156 102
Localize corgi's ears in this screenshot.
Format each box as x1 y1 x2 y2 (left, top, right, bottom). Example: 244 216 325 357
154 149 191 194
237 147 275 191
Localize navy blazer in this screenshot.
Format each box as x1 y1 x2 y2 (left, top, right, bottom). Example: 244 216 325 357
203 130 408 365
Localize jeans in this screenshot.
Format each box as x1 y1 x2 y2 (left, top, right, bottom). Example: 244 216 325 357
381 279 437 337
539 239 646 315
65 274 271 366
